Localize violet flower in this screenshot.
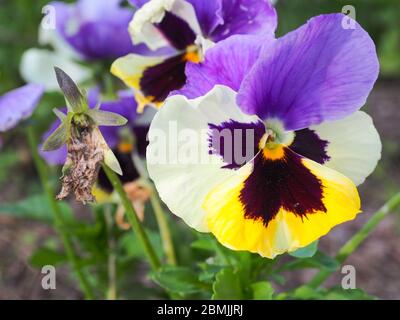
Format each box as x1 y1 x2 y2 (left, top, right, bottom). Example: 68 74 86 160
0 84 44 132
146 14 381 258
112 0 277 111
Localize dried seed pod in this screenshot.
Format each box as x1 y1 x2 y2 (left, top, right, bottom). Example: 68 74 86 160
42 67 127 204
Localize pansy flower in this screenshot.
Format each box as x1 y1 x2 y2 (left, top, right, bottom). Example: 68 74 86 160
111 0 277 111
20 0 138 90
0 84 44 132
49 0 136 60
146 14 381 258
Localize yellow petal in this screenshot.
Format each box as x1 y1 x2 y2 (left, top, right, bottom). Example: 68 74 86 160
204 151 361 258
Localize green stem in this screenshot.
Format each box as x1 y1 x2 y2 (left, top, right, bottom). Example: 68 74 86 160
27 127 94 299
105 205 117 300
102 164 161 270
132 153 177 266
308 192 400 289
149 192 177 265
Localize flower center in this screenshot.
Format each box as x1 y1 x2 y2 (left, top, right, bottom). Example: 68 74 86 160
259 119 295 159
184 36 215 63
184 44 202 63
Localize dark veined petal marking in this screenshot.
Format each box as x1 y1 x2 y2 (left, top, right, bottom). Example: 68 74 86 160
132 125 150 157
290 128 330 164
208 120 266 169
240 147 326 227
155 11 197 50
97 147 140 193
140 53 187 104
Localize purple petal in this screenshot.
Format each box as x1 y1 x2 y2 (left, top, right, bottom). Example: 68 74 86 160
210 0 277 41
187 0 223 36
52 0 135 60
0 84 44 132
175 35 272 99
87 87 100 108
127 0 148 8
237 14 379 130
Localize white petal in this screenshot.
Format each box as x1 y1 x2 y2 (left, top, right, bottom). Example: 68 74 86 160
19 49 92 91
310 111 381 186
39 25 82 60
129 0 201 50
146 85 261 231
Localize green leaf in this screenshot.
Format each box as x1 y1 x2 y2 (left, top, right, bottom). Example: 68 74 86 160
212 268 243 300
323 287 377 300
53 108 67 121
289 241 319 258
0 194 72 223
270 273 286 286
198 263 223 282
54 67 86 113
251 281 274 300
292 285 322 300
0 150 18 184
86 109 128 126
29 247 67 268
152 267 206 295
121 229 163 260
104 148 123 175
191 238 215 251
42 121 69 151
291 286 377 300
280 250 340 272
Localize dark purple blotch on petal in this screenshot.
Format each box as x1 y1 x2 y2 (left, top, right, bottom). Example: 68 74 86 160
155 11 197 50
133 125 150 157
208 120 265 169
97 148 140 192
140 53 187 103
290 128 330 164
240 148 326 227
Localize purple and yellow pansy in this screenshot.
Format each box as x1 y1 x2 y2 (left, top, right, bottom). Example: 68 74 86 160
111 0 277 111
146 14 381 258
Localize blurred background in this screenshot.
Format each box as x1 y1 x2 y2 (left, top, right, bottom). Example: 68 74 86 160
0 0 399 299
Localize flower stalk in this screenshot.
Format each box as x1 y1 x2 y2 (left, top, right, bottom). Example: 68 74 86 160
27 126 94 299
104 205 117 300
308 192 400 289
132 153 177 266
102 164 161 270
149 190 177 266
